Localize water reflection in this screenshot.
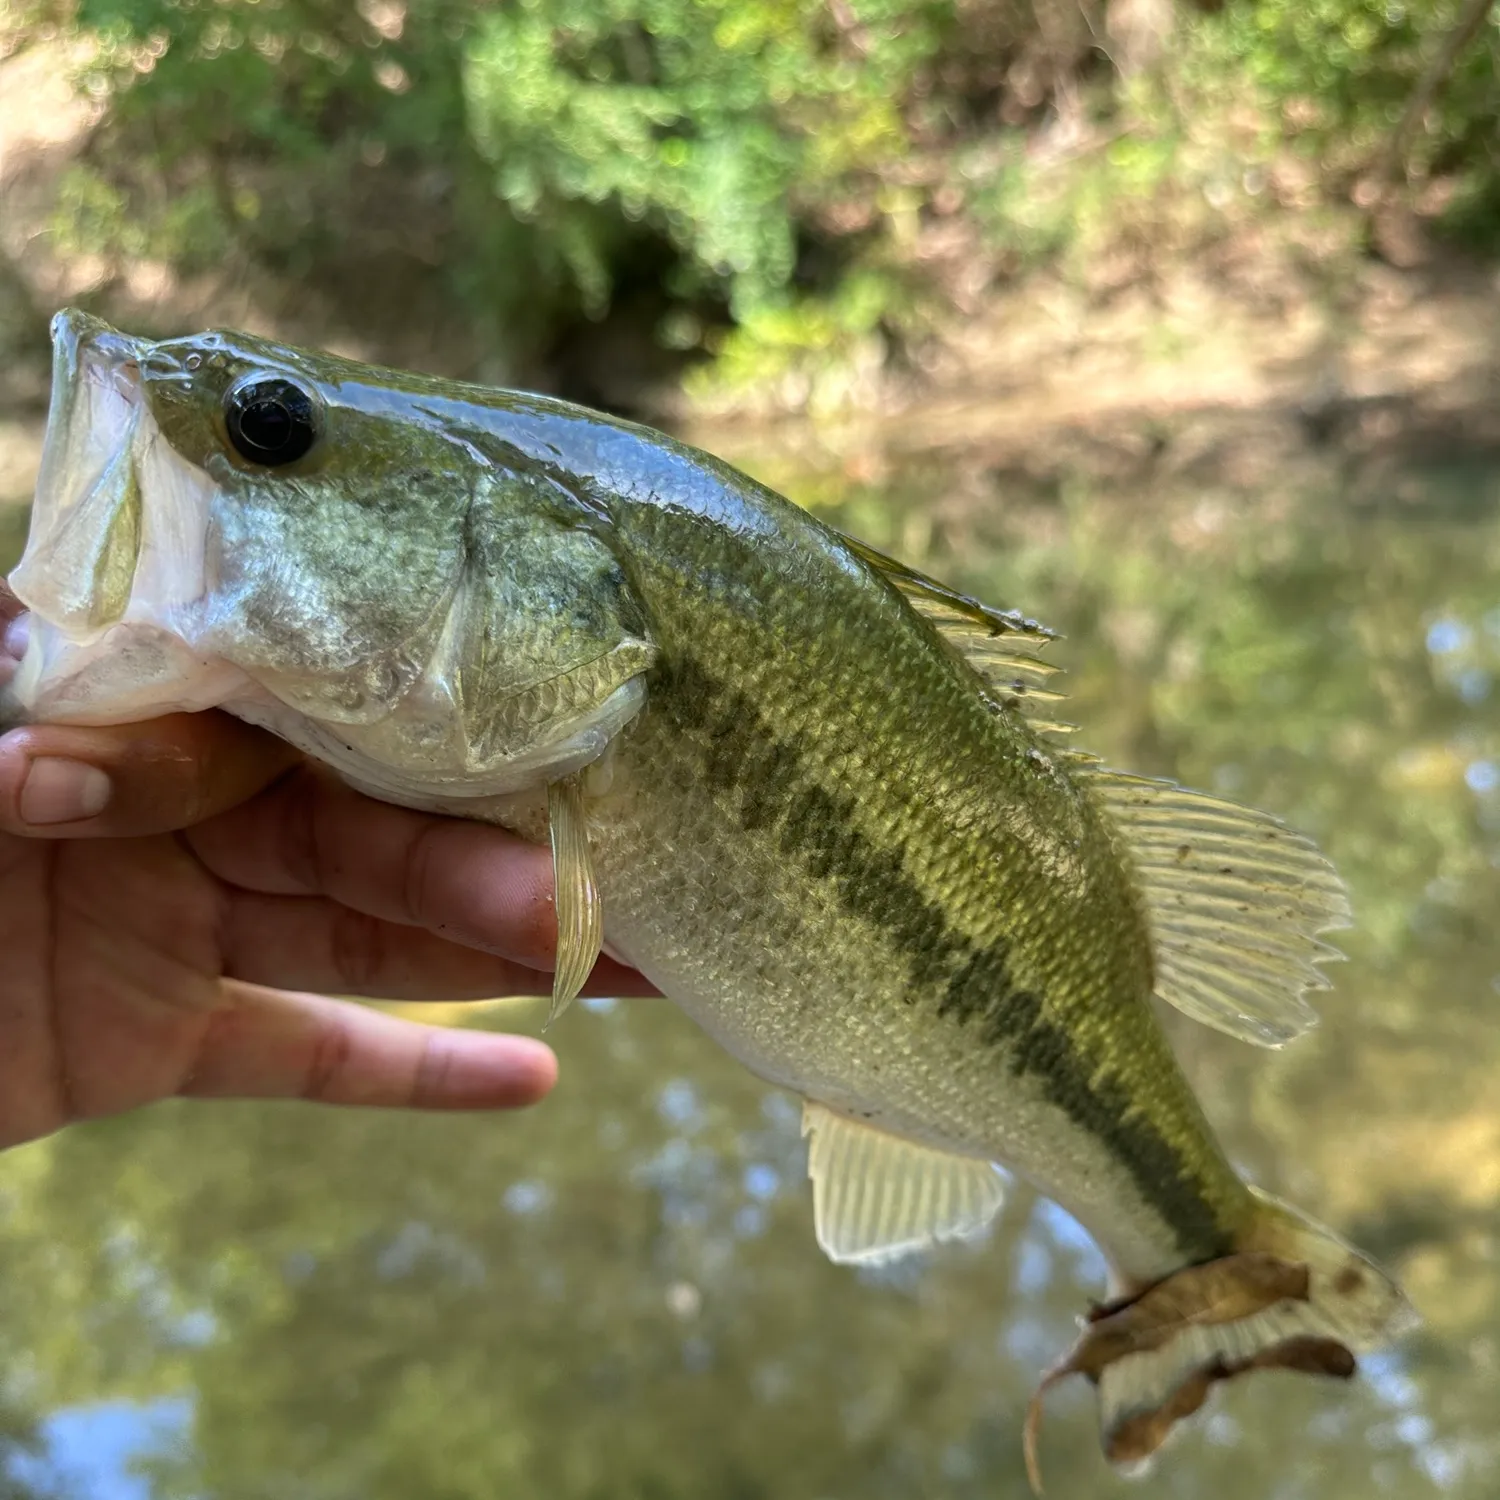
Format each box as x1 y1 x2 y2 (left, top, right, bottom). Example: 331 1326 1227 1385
0 448 1496 1497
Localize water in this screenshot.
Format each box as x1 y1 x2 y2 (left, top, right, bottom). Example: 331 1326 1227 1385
0 445 1496 1499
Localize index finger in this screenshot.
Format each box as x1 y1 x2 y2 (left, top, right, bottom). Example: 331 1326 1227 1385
188 767 659 990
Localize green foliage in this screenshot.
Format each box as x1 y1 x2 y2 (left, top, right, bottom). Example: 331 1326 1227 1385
31 0 962 383
50 0 560 363
73 0 473 167
1197 0 1500 224
16 0 1500 398
50 164 231 271
951 0 1500 293
456 0 957 381
966 126 1194 278
461 0 947 320
687 267 918 407
1213 0 1422 154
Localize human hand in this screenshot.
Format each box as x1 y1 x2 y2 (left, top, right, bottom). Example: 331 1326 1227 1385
0 583 651 1151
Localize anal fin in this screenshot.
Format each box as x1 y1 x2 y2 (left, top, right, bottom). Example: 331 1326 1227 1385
802 1102 1006 1265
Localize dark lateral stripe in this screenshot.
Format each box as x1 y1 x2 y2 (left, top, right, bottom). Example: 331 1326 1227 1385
655 654 1228 1257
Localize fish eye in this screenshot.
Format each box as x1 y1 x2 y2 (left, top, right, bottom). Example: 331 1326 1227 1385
224 376 318 466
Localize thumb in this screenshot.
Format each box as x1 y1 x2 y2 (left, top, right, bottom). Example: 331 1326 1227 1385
0 710 302 837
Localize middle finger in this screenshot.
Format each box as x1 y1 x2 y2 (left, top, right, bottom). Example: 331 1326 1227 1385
191 767 566 971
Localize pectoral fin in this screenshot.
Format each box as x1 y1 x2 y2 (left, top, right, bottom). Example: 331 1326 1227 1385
802 1102 1006 1265
545 773 602 1029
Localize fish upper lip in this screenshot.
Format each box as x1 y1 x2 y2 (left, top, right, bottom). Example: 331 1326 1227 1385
51 306 146 363
32 310 147 508
49 307 148 404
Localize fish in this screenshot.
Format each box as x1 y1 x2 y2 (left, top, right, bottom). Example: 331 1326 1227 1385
3 309 1414 1482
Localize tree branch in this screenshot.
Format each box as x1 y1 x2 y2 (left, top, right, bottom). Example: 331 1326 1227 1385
1377 0 1498 187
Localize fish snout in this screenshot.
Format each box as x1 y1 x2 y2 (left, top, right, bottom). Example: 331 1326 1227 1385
50 307 147 382
9 311 149 643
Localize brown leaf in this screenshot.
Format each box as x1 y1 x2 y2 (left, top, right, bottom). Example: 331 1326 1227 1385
1104 1335 1357 1467
1105 1365 1218 1468
1071 1253 1310 1379
1022 1252 1314 1495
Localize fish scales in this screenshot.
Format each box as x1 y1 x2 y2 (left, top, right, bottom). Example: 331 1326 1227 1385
577 491 1251 1276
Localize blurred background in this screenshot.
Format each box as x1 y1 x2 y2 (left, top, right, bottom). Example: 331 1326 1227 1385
2 1 1500 1496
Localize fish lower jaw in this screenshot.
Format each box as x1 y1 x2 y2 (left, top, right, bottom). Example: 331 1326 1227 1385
6 614 255 726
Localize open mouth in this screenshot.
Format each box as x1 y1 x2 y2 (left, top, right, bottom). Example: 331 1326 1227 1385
3 310 249 726
9 309 149 642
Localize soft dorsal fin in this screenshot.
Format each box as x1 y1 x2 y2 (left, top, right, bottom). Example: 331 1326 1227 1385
1080 769 1351 1047
802 1101 1007 1264
843 535 1074 733
843 533 1344 1047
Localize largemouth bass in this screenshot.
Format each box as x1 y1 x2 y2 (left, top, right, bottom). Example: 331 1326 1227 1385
3 310 1413 1479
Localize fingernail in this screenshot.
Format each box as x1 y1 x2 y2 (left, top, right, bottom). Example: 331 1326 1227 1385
2 614 28 661
18 758 113 825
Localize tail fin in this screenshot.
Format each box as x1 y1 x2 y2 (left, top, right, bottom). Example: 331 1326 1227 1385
1025 1191 1415 1490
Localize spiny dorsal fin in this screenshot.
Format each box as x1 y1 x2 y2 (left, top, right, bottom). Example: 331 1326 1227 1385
802 1101 1007 1265
843 534 1074 732
1080 769 1351 1047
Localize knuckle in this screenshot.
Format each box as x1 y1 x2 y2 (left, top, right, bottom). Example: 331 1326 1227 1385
400 822 445 929
328 905 389 993
301 1014 356 1102
273 770 325 891
411 1032 455 1109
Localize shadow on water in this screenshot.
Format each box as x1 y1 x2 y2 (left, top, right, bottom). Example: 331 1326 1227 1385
0 437 1497 1498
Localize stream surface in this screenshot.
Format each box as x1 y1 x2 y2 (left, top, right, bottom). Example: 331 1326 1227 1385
0 440 1495 1498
